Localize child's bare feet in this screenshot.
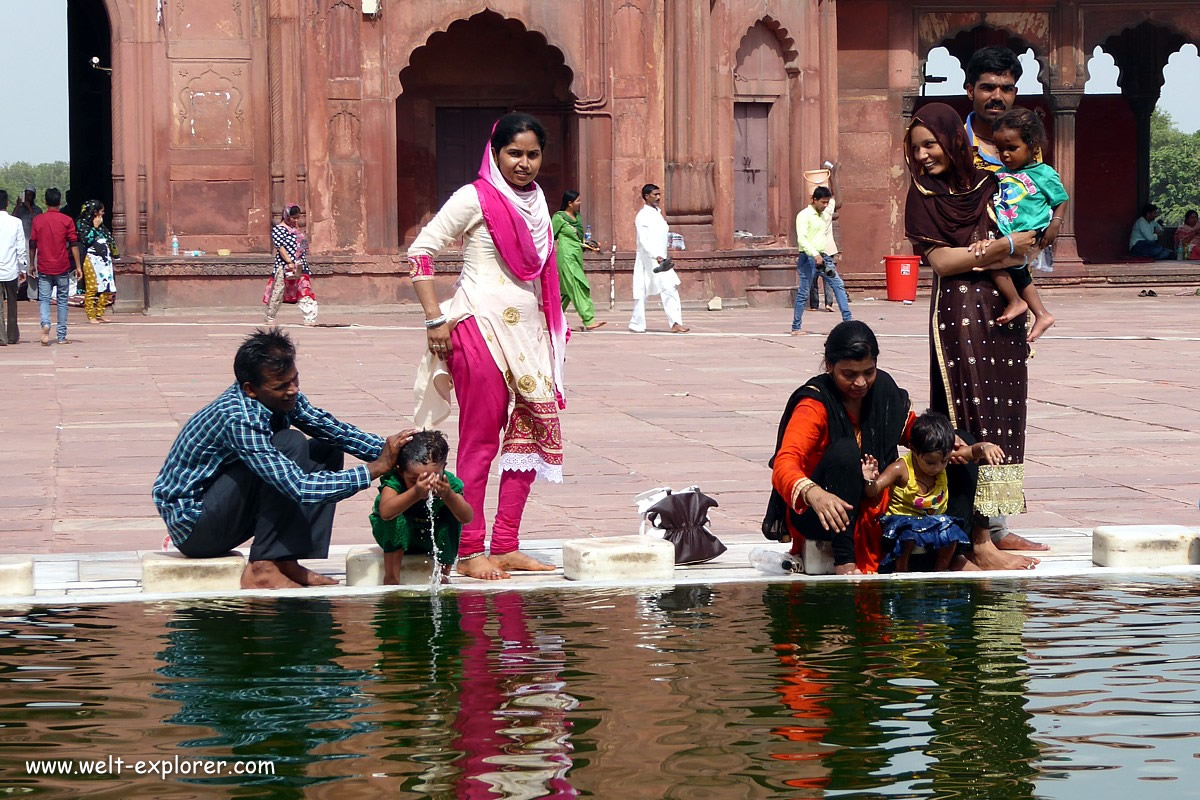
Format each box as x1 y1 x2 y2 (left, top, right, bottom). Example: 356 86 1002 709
997 298 1029 325
1027 312 1056 342
457 554 510 580
492 550 555 572
834 563 862 575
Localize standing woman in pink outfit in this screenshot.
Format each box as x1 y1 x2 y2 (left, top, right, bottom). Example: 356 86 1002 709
406 113 567 581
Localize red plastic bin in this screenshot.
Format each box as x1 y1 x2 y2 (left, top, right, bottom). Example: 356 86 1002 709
883 255 919 302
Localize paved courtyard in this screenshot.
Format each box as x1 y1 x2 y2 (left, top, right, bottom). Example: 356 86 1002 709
2 288 1199 565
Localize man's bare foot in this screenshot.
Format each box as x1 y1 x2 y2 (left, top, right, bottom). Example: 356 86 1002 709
492 551 556 572
278 560 338 586
834 563 862 575
583 321 607 331
241 560 302 589
995 532 1050 551
997 298 1029 324
670 323 690 333
969 540 1038 570
1027 313 1056 342
457 554 510 580
790 329 808 336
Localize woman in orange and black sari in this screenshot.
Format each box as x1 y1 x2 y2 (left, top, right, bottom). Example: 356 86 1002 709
764 322 916 574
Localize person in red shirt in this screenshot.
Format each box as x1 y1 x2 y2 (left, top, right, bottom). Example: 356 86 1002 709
29 188 81 345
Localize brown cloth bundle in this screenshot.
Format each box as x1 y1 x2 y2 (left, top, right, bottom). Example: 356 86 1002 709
644 488 727 565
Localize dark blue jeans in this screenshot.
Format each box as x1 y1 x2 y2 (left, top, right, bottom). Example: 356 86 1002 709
792 254 852 331
1130 240 1173 260
38 273 71 341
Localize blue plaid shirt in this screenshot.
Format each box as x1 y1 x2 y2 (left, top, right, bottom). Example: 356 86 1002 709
153 384 384 545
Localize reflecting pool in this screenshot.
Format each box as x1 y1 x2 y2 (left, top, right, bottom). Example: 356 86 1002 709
2 578 1199 798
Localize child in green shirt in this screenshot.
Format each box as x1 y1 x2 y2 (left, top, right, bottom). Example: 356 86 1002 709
992 107 1067 343
369 430 473 584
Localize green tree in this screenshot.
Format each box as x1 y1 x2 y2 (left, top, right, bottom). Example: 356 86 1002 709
0 161 70 210
1149 109 1200 224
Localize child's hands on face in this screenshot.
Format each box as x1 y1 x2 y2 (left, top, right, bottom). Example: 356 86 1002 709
431 473 453 499
413 470 439 497
861 455 880 482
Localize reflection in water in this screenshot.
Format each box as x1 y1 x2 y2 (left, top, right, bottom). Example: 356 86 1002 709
0 579 1199 796
158 596 376 792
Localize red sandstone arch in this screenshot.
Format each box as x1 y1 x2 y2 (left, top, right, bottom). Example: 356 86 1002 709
733 15 799 76
929 24 1047 89
396 9 576 100
393 10 578 246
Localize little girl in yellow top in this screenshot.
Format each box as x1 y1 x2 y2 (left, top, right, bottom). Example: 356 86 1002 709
861 411 1004 572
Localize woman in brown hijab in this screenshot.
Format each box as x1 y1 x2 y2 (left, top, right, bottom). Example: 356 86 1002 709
903 102 1040 571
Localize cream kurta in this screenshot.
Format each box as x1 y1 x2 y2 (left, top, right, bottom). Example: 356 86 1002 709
409 185 556 428
633 204 678 299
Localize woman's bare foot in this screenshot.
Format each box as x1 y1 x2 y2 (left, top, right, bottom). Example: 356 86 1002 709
457 554 510 580
834 563 862 575
492 551 556 572
997 298 1029 324
98 316 113 323
950 553 982 571
583 321 607 331
88 318 100 324
278 560 338 586
969 540 1038 570
995 532 1050 551
241 560 302 589
1027 312 1056 342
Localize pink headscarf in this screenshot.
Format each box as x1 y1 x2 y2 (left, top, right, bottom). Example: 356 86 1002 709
472 128 568 408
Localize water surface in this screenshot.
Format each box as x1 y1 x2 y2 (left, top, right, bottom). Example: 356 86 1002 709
1 578 1199 798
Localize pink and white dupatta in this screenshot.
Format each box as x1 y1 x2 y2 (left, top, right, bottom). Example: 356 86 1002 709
472 138 569 409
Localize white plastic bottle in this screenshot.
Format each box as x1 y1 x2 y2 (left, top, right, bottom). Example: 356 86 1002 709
171 235 179 256
748 547 801 576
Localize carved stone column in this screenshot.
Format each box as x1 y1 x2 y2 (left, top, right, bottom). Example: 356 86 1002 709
1048 90 1083 265
664 0 715 249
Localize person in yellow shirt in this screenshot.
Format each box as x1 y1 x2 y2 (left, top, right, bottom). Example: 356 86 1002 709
792 187 851 335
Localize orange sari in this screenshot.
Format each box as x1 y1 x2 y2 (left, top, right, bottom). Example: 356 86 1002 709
771 397 915 573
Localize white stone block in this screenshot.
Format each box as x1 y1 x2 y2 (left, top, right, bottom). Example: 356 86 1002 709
141 551 245 593
0 557 35 596
345 545 437 586
563 536 675 581
803 540 835 575
707 296 723 311
1092 525 1200 568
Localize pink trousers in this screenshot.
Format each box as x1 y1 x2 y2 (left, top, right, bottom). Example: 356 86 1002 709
448 318 535 556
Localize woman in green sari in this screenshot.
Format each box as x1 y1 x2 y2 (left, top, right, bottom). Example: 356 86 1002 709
552 190 606 330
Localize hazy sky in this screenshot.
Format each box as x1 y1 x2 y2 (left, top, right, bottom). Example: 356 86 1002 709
0 2 1197 165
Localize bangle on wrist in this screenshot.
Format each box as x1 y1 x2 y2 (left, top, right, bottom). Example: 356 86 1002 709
424 314 448 329
1006 234 1015 255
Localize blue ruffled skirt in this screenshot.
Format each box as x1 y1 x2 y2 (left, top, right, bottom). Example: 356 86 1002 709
880 514 969 565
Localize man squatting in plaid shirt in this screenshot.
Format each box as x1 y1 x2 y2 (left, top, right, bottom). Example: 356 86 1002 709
153 327 416 589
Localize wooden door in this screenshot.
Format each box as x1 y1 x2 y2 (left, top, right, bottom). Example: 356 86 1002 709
734 102 770 236
435 107 507 209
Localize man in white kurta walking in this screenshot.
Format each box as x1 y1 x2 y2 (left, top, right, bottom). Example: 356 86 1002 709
629 184 688 333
